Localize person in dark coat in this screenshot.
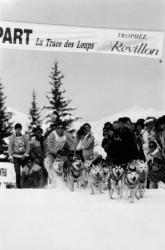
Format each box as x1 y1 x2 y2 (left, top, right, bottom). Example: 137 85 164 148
134 119 146 161
101 122 119 164
75 126 86 162
115 117 139 166
102 118 139 167
147 140 165 188
29 126 48 186
21 156 45 188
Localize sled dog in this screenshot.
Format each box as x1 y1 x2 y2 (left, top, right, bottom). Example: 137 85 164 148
136 160 148 198
124 169 140 203
67 154 83 191
108 164 125 199
88 158 105 194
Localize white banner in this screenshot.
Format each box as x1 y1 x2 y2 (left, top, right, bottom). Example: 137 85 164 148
0 20 164 58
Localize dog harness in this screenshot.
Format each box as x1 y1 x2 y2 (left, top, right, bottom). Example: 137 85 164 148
125 176 139 189
89 172 104 186
70 168 81 178
110 172 123 186
139 172 147 184
69 163 82 181
90 175 101 187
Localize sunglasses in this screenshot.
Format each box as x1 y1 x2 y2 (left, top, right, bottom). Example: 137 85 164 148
145 123 153 126
57 126 64 130
149 145 155 149
36 131 42 134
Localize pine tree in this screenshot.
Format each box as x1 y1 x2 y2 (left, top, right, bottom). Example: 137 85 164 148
0 79 13 159
28 89 42 136
44 61 76 130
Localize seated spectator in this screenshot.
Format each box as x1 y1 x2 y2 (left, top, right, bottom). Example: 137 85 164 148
21 156 45 188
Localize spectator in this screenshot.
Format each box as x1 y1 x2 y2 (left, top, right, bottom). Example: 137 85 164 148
102 123 115 163
8 123 30 188
142 117 157 161
21 156 44 188
29 126 48 186
116 117 139 165
44 121 75 185
81 123 95 161
147 140 165 188
134 119 146 161
75 126 86 162
112 121 119 132
156 116 165 158
135 119 145 134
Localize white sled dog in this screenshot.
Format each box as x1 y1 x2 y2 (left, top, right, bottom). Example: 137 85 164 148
88 157 105 194
44 155 64 188
124 161 140 203
83 157 94 188
136 160 148 198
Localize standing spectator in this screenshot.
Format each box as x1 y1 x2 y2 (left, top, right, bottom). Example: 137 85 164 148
81 123 95 161
156 116 165 158
75 126 86 162
101 122 115 163
147 140 165 188
29 126 48 186
142 117 157 161
116 117 139 165
8 123 30 188
135 119 145 135
112 121 119 132
134 119 146 161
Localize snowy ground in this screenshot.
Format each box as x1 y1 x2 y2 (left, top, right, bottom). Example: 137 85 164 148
0 180 165 250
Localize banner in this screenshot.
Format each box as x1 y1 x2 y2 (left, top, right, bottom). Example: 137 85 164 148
0 20 164 58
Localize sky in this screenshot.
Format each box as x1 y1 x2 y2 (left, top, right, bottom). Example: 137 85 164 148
0 0 165 122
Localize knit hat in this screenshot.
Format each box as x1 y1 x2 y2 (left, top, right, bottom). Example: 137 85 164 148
144 118 155 125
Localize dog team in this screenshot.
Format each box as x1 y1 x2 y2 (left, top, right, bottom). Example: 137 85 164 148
8 115 165 203
50 153 149 203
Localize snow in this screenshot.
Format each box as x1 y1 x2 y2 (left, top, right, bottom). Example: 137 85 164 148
0 163 165 250
7 107 29 132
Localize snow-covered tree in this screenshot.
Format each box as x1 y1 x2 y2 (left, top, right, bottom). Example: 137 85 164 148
0 79 13 159
28 90 42 136
44 61 77 130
